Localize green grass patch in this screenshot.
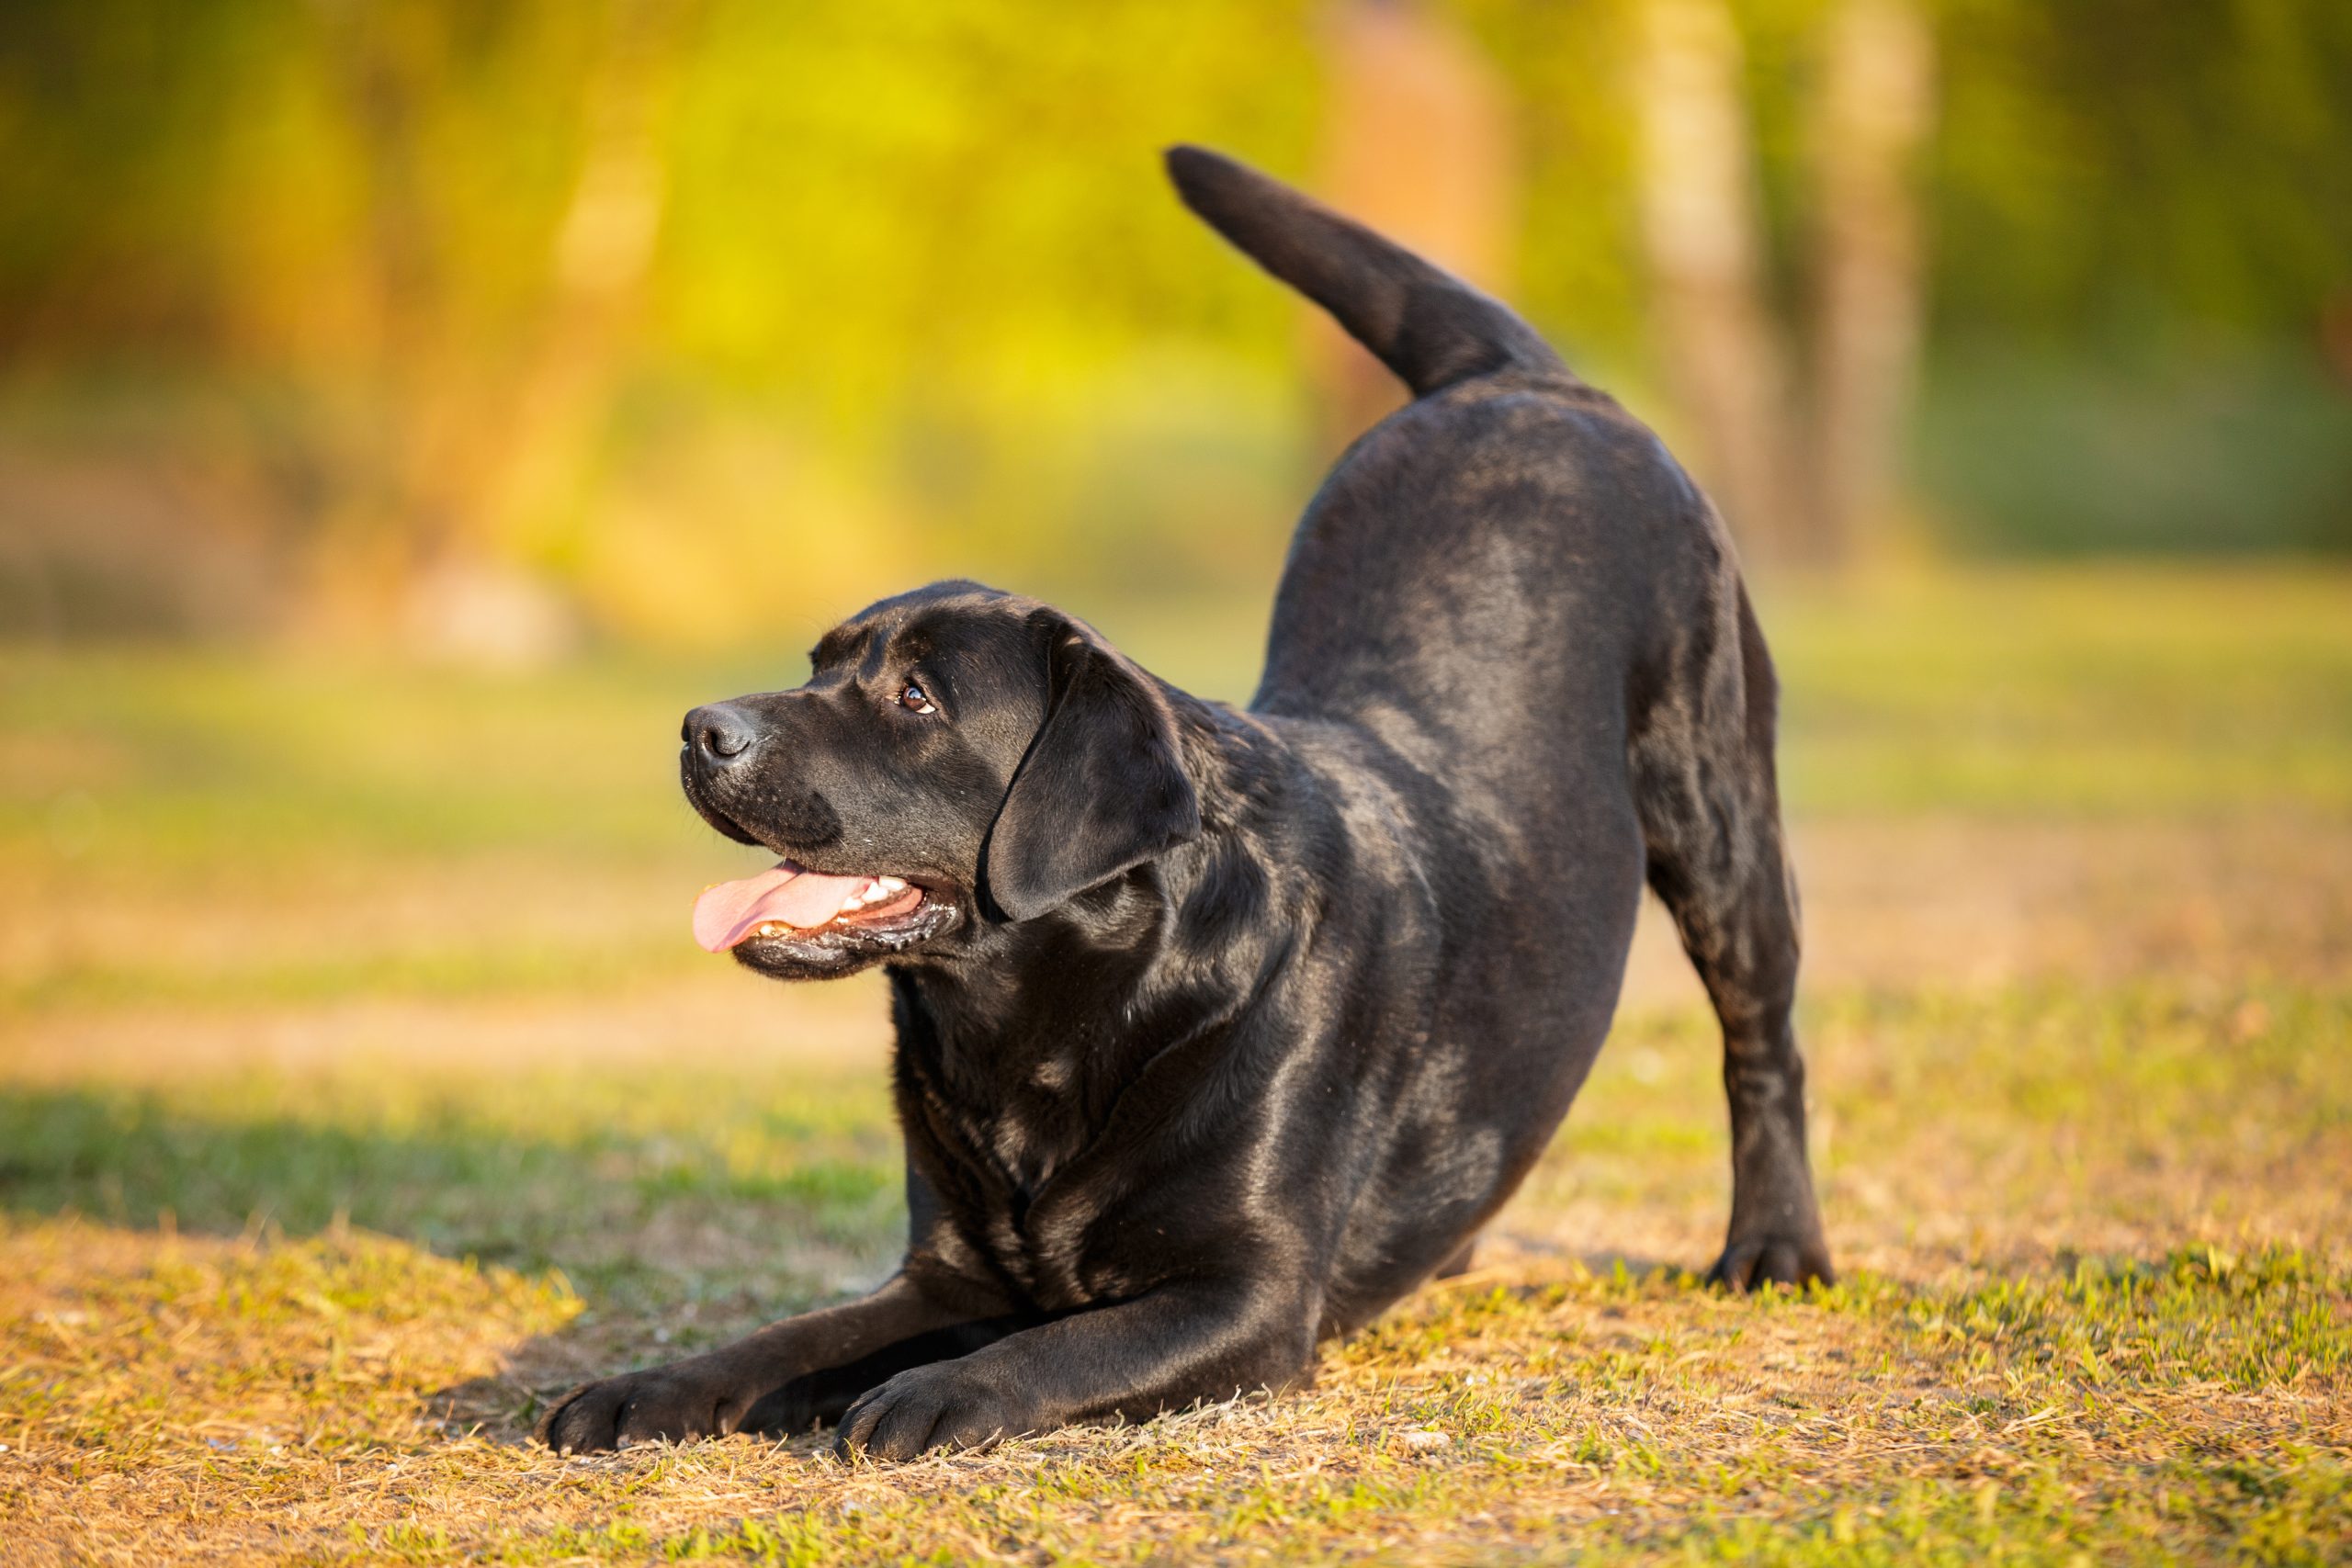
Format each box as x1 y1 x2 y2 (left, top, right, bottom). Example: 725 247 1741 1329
0 1065 903 1317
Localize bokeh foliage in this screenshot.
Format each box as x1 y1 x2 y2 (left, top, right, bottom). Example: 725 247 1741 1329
1 0 2348 643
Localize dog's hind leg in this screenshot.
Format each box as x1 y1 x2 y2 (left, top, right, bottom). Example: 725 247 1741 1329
1631 581 1834 1290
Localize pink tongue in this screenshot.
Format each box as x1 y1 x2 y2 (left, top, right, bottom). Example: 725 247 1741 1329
692 862 871 953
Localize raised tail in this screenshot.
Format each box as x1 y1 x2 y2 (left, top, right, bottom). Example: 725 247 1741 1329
1164 143 1568 399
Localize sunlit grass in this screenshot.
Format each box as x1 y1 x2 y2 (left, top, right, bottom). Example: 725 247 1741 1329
4 565 2347 881
1762 566 2352 814
6 979 2345 1561
6 1215 2344 1564
3 567 2346 1024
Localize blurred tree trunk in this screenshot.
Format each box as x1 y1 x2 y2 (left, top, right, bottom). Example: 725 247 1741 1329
1807 0 1933 564
1314 0 1516 448
406 0 687 665
311 0 683 662
307 2 461 638
470 0 678 580
1635 0 1803 563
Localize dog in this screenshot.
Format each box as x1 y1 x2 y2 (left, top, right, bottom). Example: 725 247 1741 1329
538 146 1832 1461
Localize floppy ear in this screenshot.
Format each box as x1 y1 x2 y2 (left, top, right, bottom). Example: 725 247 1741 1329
981 614 1203 922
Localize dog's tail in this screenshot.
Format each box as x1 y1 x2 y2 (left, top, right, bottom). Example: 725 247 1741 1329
1164 144 1567 399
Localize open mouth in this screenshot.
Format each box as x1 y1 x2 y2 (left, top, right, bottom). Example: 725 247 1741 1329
692 861 933 953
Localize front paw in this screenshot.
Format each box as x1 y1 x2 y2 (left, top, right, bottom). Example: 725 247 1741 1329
537 1359 745 1454
1707 1230 1835 1292
834 1362 1032 1461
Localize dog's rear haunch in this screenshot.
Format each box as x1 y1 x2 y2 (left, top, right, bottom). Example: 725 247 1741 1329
540 146 1831 1461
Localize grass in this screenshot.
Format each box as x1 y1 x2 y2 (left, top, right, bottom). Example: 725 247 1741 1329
1761 565 2352 814
2 564 2349 1562
0 1064 904 1316
3 567 2347 1020
6 1218 2345 1563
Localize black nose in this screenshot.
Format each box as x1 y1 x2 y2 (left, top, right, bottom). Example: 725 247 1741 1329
684 702 760 765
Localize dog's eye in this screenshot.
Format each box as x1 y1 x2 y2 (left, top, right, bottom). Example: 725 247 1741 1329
898 682 938 716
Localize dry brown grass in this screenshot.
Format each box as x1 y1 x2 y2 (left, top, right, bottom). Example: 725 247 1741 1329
5 1217 2345 1564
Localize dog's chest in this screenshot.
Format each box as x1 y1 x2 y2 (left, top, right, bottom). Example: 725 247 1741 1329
936 1091 1135 1308
899 1001 1171 1310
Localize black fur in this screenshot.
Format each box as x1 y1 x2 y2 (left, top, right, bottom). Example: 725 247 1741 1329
539 146 1832 1461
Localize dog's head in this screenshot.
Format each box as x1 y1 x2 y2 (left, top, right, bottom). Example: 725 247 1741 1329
680 581 1203 979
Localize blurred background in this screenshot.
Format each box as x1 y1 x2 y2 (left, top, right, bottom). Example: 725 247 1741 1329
2 0 2346 654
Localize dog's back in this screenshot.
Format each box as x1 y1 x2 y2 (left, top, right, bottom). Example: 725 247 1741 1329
1170 148 1807 1319
1167 144 1732 853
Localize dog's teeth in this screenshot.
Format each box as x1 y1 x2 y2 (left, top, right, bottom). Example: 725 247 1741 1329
877 876 907 892
840 893 865 912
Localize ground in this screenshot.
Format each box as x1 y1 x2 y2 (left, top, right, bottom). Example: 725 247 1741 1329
2 566 2347 1564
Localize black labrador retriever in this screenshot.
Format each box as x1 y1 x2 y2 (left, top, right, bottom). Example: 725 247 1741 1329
540 146 1832 1460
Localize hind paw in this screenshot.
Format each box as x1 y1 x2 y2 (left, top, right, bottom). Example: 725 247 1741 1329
1708 1233 1834 1292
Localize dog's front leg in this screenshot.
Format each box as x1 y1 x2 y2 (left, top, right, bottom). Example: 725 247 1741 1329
833 1276 1315 1461
537 1270 1007 1453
